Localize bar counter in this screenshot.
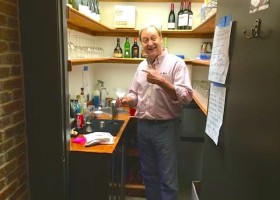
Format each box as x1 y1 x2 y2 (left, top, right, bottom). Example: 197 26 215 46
70 109 131 154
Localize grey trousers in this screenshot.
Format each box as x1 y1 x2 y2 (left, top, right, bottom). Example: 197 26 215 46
137 119 179 200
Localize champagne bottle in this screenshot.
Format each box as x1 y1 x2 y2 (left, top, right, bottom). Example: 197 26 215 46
131 37 139 58
187 2 193 30
124 37 130 58
167 3 176 30
114 38 123 58
177 1 183 30
180 1 188 30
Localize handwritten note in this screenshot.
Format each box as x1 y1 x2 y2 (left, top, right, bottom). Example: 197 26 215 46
205 83 226 145
208 21 232 84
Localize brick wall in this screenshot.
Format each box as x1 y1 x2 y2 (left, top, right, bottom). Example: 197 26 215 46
0 0 30 199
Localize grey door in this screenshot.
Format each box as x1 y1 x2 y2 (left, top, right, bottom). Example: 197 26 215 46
201 1 280 200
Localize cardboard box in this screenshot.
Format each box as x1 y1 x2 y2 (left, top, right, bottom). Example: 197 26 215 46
115 5 136 29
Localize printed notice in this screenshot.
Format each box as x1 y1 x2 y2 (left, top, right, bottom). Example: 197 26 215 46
208 21 232 84
205 83 226 145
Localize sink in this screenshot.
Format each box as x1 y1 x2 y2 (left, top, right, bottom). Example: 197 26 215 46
100 107 129 115
76 119 124 136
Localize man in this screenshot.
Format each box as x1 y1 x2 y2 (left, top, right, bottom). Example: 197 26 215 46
120 24 193 200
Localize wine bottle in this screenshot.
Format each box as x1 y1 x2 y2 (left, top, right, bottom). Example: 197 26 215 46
124 37 130 58
114 38 123 58
177 1 183 30
167 3 176 30
180 1 188 30
131 37 139 58
187 2 193 30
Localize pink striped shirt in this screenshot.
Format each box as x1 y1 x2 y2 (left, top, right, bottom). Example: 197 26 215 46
127 51 193 120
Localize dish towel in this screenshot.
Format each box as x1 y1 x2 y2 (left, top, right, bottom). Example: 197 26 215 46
84 132 114 147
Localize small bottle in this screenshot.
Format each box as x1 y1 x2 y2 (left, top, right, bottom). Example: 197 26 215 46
123 37 130 58
131 37 139 58
163 37 168 53
114 38 123 58
167 3 176 30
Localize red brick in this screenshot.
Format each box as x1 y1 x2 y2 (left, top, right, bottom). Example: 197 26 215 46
0 1 18 17
0 115 12 129
8 41 19 52
11 65 21 76
0 77 22 90
7 17 18 28
0 28 19 41
0 100 24 117
0 54 21 65
0 13 7 26
0 67 9 78
0 41 8 53
13 89 23 100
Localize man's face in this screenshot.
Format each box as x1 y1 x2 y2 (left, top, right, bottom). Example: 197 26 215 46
140 27 163 60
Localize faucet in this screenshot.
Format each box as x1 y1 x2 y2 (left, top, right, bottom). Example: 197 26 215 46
97 80 109 108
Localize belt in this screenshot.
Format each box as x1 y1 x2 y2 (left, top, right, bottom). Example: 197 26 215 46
138 118 178 124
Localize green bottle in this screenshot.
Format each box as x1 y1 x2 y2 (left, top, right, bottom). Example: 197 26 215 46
123 37 130 58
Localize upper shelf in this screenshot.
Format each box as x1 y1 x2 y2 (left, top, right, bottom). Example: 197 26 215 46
67 58 210 71
99 0 203 2
67 6 216 38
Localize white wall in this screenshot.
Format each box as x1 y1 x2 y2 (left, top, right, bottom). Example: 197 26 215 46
68 2 212 100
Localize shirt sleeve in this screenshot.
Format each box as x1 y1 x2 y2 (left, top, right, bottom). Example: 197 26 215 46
173 59 193 104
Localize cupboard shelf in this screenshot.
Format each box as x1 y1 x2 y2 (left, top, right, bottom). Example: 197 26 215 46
100 0 203 2
193 89 208 115
67 58 209 70
67 6 216 38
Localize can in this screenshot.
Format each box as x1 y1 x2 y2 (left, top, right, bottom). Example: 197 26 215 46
100 121 105 129
76 113 84 129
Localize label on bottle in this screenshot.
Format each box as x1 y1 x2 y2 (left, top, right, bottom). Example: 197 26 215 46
114 53 123 58
179 14 188 27
168 22 175 29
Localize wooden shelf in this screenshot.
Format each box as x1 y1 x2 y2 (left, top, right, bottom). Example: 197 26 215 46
193 89 208 115
67 6 216 38
67 57 210 70
126 184 145 190
125 184 145 197
100 0 203 2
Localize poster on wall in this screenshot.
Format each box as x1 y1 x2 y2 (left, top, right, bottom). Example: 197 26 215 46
250 0 270 13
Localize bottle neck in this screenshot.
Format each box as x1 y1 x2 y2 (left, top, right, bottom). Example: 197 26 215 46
170 3 174 11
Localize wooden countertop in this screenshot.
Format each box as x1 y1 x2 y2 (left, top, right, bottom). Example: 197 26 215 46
70 108 132 154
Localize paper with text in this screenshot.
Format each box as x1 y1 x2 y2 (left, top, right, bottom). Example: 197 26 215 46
205 83 226 145
208 21 232 84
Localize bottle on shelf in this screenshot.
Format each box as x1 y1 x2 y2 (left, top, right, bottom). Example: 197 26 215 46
131 37 139 58
167 3 176 30
163 37 168 53
180 1 189 30
124 37 130 58
114 38 123 58
72 0 79 10
177 1 184 30
67 0 73 8
187 1 193 30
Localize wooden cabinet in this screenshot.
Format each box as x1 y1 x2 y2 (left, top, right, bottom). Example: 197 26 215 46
123 117 146 197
